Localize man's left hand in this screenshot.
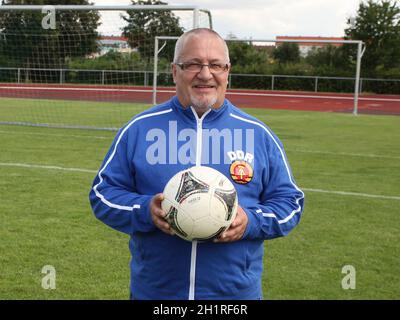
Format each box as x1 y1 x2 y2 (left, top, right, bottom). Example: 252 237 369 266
214 206 248 243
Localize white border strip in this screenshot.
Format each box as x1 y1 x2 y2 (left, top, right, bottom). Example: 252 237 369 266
92 108 173 211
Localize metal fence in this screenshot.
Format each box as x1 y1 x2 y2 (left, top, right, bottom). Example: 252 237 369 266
0 67 399 94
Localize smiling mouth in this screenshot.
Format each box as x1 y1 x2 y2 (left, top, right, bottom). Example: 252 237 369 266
193 85 216 89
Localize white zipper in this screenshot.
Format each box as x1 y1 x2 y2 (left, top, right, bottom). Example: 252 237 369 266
188 106 211 300
189 241 197 300
192 107 211 167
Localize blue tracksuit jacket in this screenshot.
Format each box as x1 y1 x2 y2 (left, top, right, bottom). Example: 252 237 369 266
89 96 304 300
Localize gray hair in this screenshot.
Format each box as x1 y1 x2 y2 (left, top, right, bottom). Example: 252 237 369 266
173 28 230 63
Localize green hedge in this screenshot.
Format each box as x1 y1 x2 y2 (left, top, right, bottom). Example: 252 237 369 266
1 51 399 94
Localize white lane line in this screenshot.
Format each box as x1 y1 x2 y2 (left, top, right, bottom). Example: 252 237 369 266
0 85 175 94
0 129 111 140
303 188 400 201
225 92 400 102
0 162 96 173
0 162 399 201
287 149 400 160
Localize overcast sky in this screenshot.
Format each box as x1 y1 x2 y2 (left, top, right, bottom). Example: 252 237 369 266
94 0 362 39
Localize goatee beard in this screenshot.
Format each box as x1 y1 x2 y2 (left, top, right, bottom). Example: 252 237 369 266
190 95 217 113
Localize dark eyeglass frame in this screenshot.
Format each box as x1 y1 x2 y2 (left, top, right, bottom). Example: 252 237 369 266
175 62 230 74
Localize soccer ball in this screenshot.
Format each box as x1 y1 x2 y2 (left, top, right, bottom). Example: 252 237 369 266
161 166 238 242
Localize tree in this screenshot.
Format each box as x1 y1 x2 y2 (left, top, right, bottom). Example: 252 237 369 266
344 0 400 74
122 0 184 63
0 0 100 71
306 46 351 75
273 42 300 64
227 41 269 72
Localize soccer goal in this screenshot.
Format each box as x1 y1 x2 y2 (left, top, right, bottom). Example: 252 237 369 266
0 4 212 130
153 36 365 115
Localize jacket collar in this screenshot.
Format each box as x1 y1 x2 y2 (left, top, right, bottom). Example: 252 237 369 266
171 96 229 124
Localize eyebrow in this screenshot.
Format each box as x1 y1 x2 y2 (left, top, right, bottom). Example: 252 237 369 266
181 58 227 64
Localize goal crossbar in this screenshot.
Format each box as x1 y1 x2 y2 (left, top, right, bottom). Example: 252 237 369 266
0 5 210 12
0 5 212 30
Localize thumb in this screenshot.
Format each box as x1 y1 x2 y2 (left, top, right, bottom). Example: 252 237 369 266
154 193 165 203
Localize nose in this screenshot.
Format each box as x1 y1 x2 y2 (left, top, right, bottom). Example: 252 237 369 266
196 64 213 80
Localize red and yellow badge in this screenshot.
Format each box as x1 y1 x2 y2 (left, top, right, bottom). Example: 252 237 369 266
230 160 253 184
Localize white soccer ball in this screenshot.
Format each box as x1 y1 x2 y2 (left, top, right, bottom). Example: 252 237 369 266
161 166 238 242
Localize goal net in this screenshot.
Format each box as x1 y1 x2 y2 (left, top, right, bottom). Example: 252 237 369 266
153 36 364 115
0 5 212 130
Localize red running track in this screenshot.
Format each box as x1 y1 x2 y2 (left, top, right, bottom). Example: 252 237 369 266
0 83 399 115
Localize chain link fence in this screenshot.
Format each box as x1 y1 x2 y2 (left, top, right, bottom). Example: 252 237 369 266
1 67 399 94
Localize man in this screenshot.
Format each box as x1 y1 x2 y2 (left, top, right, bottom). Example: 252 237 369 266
89 28 304 300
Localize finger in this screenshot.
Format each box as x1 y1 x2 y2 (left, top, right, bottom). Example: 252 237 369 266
153 213 175 236
229 214 244 229
214 230 230 242
214 226 244 243
155 207 167 218
159 220 171 231
154 193 165 203
221 230 236 240
155 218 172 232
216 233 240 243
226 219 242 231
214 235 231 243
160 224 175 236
230 219 240 228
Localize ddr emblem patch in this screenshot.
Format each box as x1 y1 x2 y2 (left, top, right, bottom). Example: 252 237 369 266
229 161 253 184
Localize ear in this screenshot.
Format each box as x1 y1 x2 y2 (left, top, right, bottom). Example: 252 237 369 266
227 64 231 84
171 63 177 84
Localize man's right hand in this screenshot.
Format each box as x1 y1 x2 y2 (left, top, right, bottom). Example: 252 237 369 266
150 193 175 236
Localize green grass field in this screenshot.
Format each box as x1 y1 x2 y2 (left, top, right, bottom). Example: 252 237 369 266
0 98 399 299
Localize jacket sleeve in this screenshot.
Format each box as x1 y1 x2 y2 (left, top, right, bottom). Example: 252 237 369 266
89 126 156 235
242 130 304 240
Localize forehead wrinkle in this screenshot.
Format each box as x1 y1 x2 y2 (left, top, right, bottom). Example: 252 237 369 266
178 36 228 64
174 31 230 63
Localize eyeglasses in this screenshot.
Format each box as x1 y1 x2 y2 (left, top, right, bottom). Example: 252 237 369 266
175 62 230 74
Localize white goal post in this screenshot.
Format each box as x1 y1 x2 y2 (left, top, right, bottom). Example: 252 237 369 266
153 36 365 115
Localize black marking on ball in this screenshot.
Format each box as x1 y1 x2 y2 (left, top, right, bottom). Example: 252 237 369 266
214 188 237 221
175 171 209 203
